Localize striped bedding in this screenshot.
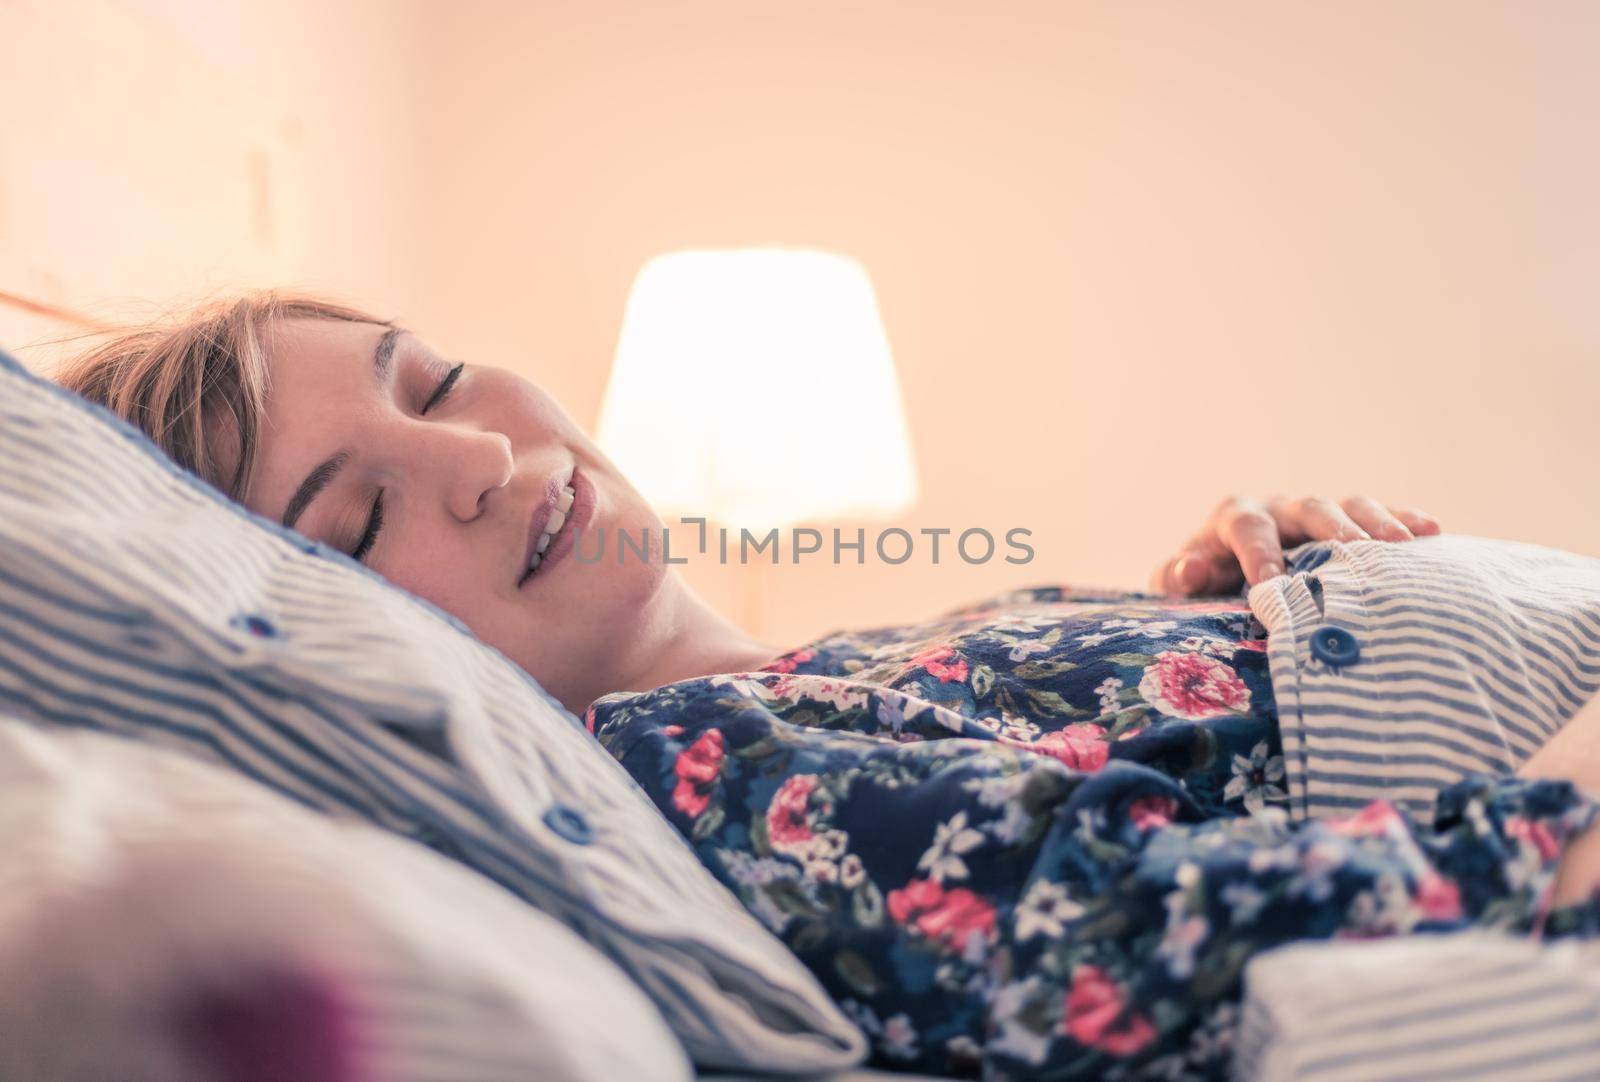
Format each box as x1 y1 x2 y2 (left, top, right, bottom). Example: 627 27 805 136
1235 535 1600 1080
1250 534 1600 822
0 344 864 1073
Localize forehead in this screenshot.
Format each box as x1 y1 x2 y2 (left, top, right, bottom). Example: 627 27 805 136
266 318 392 386
246 318 392 514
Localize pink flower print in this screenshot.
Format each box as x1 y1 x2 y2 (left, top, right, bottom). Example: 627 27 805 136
767 774 821 847
1139 651 1250 720
670 729 726 818
1061 965 1157 1056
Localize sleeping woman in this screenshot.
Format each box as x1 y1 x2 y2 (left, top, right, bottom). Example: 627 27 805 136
56 293 1600 1080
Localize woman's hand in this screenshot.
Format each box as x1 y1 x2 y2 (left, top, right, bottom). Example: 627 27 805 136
1151 495 1442 597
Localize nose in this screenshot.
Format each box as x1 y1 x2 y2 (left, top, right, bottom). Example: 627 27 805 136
432 426 513 522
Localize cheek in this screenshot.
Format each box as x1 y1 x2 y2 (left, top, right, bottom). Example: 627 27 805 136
488 374 578 441
377 544 493 628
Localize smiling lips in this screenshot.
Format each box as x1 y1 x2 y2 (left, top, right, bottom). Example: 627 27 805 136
520 468 588 587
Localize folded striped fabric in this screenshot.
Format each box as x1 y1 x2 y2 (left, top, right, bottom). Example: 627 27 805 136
1234 933 1600 1081
0 346 864 1072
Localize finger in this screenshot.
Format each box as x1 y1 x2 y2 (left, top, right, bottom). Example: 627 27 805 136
1340 495 1413 541
1219 503 1286 585
1156 547 1217 596
1152 555 1185 595
1202 553 1246 594
1264 494 1314 546
1391 507 1441 536
1291 496 1369 542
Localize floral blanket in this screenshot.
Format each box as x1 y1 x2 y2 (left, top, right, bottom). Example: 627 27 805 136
587 587 1596 1080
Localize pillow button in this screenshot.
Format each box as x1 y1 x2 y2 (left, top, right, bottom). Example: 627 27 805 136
1310 625 1360 666
543 804 594 846
229 613 281 640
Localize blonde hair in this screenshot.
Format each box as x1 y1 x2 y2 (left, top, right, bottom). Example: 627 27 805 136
53 293 388 503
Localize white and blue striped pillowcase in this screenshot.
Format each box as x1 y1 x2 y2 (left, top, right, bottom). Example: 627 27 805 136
1235 934 1600 1082
1248 533 1600 823
0 346 864 1073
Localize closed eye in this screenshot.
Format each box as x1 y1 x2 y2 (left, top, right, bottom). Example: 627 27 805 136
348 363 460 563
422 362 465 415
350 490 385 563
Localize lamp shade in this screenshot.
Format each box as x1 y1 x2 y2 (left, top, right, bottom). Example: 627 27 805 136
597 249 919 530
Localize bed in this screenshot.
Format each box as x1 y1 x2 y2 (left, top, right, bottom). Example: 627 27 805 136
3 317 1597 1082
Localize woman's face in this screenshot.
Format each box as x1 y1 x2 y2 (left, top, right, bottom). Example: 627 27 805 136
244 318 671 710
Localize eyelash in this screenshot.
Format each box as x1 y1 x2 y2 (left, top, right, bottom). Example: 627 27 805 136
422 362 465 415
349 362 465 563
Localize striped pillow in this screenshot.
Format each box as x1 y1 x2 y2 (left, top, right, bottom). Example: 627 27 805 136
0 346 863 1073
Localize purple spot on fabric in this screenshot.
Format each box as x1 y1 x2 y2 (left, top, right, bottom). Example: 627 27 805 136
175 967 358 1082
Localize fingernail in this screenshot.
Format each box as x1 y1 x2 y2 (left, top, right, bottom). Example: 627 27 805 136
1342 527 1369 541
1257 563 1283 582
1176 556 1207 591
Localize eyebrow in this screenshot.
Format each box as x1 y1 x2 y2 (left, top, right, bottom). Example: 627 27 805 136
279 326 404 529
373 325 403 386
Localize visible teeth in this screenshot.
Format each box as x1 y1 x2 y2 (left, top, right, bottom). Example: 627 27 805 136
527 487 577 578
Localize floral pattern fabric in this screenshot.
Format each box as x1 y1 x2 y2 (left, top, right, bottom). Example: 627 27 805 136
587 586 1600 1080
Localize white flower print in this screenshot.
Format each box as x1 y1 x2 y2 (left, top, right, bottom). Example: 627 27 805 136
876 692 930 734
708 674 768 698
988 978 1054 1067
1007 637 1053 661
1094 676 1124 713
881 1014 919 1061
1220 881 1266 924
1158 912 1209 979
1177 634 1234 657
796 677 867 712
987 613 1059 633
1286 839 1347 903
719 850 806 933
1013 878 1085 941
1223 740 1288 813
1347 871 1417 935
988 801 1033 845
816 828 849 861
1100 617 1179 639
1247 843 1301 875
999 713 1041 741
839 853 865 889
917 810 986 882
964 772 1027 808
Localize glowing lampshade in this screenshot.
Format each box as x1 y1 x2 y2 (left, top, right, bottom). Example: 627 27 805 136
597 249 919 530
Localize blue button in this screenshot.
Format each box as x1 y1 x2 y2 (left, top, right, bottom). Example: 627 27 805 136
1310 625 1360 666
543 805 593 845
229 613 280 639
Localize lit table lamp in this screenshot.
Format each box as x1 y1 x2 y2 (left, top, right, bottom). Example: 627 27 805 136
597 248 919 634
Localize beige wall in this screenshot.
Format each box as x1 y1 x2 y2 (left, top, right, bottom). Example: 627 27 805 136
0 0 426 363
409 0 1600 646
6 1 1599 649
